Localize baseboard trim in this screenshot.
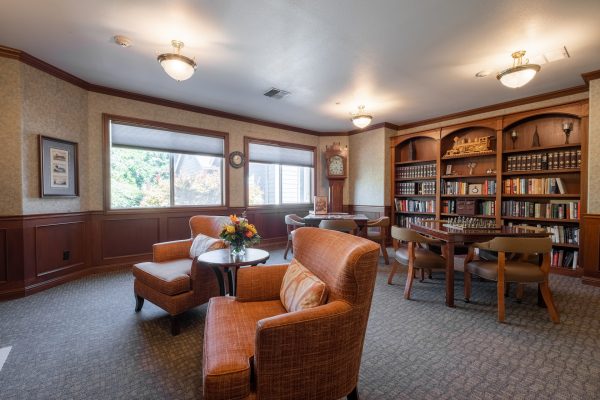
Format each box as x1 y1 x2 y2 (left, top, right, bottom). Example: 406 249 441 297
581 275 600 287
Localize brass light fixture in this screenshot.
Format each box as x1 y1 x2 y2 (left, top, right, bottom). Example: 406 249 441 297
157 40 197 81
350 105 373 129
496 50 541 88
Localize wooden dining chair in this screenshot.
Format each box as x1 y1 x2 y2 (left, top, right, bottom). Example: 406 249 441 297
464 236 559 323
319 219 358 235
284 214 305 259
389 226 446 300
367 216 390 265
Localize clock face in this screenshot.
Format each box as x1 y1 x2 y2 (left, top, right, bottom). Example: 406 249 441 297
328 155 344 175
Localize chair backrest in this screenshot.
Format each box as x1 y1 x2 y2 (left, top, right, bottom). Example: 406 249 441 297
284 214 305 226
391 226 435 244
292 227 379 305
319 219 357 233
189 215 229 238
482 236 553 254
367 216 390 227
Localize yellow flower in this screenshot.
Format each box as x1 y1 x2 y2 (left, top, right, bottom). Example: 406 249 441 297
248 224 257 234
226 225 235 234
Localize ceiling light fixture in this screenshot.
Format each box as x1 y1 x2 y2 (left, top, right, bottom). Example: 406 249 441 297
496 50 541 88
350 105 373 129
157 40 197 82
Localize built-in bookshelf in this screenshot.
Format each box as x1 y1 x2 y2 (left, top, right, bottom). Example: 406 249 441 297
390 100 588 276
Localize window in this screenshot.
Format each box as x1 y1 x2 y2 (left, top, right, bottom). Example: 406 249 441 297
247 140 315 206
108 118 226 209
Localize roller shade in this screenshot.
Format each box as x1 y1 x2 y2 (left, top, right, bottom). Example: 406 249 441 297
249 143 314 167
111 122 224 157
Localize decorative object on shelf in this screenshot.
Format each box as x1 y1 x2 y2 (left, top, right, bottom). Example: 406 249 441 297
446 164 453 175
486 168 496 174
445 136 494 157
39 135 79 197
562 122 573 144
314 196 328 214
350 105 373 129
157 40 197 81
228 151 245 168
532 126 541 147
407 140 416 161
467 162 477 175
496 50 541 88
510 130 518 149
219 212 261 258
468 183 483 195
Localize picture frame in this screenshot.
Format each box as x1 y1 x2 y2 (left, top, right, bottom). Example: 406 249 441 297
39 135 79 197
445 164 453 175
314 195 328 215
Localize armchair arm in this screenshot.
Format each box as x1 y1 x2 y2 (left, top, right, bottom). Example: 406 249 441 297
152 238 193 262
254 301 357 398
235 264 288 302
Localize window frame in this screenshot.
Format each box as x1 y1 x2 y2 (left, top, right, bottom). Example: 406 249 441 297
244 137 317 209
103 114 229 212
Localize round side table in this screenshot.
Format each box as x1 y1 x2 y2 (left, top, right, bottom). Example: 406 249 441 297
196 248 270 296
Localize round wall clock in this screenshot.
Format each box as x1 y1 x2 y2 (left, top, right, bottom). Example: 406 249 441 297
228 151 245 168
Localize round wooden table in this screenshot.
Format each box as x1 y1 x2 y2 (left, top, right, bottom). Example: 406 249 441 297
196 248 270 296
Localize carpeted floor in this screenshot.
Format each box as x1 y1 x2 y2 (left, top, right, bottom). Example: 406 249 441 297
1 247 599 399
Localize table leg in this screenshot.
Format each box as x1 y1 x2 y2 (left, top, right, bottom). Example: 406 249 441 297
209 265 226 296
226 267 235 296
445 242 455 307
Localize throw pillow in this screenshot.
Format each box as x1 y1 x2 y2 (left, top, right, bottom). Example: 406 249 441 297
280 258 328 313
189 233 226 258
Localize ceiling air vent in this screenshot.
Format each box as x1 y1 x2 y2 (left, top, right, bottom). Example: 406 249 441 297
263 87 291 99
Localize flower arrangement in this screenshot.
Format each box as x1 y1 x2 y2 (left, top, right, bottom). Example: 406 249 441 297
219 212 261 256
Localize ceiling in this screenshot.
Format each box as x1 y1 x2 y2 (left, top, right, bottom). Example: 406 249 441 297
1 0 600 132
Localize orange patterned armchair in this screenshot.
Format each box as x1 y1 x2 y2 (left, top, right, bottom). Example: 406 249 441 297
202 227 380 400
133 215 228 335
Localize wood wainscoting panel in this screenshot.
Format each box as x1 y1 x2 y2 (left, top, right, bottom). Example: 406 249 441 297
581 214 600 286
166 216 193 241
101 217 160 260
34 221 86 277
0 229 7 282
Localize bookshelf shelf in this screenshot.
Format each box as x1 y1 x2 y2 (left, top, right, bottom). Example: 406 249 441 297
442 174 495 179
502 216 579 223
502 194 580 198
503 143 581 154
395 177 436 182
503 168 580 176
395 158 437 166
390 102 587 276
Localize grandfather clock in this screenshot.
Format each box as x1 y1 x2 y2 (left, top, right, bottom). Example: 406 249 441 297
325 143 347 213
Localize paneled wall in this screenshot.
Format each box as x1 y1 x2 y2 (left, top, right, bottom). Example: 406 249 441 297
0 205 310 299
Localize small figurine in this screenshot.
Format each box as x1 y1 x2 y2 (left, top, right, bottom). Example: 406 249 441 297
532 125 541 147
467 162 477 175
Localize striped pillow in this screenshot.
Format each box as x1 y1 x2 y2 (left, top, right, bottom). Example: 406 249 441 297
280 258 328 312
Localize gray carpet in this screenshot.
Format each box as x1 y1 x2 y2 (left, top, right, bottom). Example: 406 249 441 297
1 247 599 399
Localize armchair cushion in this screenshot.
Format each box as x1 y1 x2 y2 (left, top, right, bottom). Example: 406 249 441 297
132 259 192 296
465 260 545 283
189 233 226 258
280 259 328 313
203 297 287 400
236 264 288 303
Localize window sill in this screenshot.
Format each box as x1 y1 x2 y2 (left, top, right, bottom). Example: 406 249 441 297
245 204 313 212
104 205 229 215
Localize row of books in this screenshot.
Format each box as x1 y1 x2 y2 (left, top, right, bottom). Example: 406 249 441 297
441 180 496 195
395 181 436 195
501 200 580 220
396 215 434 228
441 200 495 216
505 150 581 171
395 199 435 213
395 163 436 179
550 249 578 270
507 223 580 245
502 177 567 195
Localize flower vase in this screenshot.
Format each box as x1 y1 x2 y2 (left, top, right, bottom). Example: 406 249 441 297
230 243 246 258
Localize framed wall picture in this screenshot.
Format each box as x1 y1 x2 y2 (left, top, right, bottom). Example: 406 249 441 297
39 135 79 197
314 195 328 215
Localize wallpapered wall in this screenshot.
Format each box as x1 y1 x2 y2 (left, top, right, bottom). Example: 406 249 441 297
1 61 356 215
588 79 600 213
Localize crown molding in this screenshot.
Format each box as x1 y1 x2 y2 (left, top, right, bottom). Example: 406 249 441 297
582 69 600 85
